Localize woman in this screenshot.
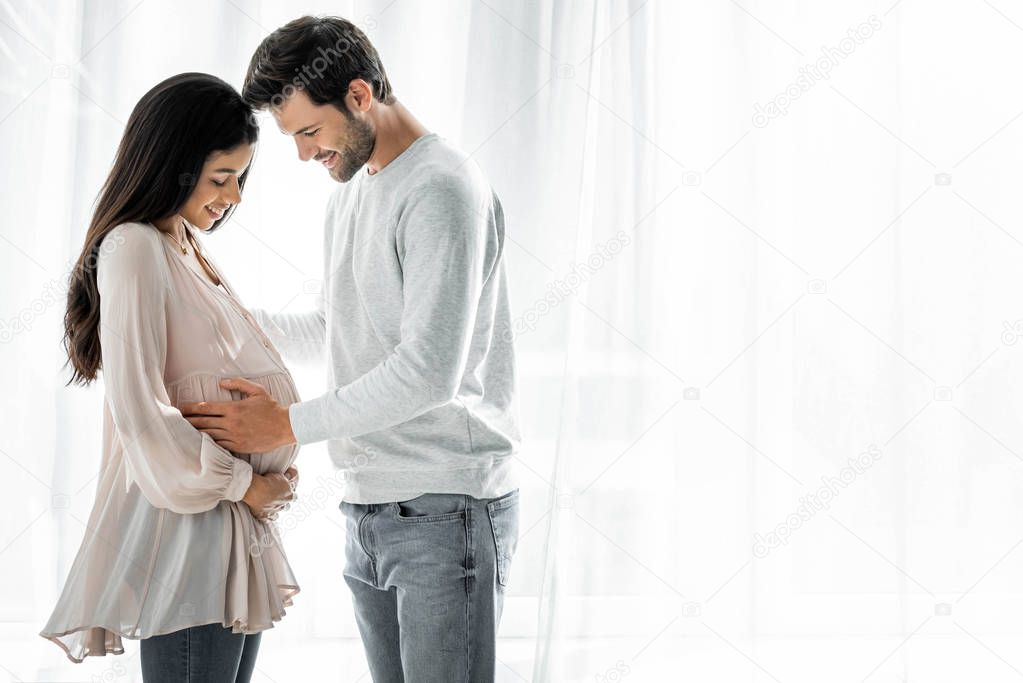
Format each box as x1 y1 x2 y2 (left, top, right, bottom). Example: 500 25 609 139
39 73 301 682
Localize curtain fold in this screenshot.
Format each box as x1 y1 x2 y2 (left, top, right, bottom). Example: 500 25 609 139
531 2 601 678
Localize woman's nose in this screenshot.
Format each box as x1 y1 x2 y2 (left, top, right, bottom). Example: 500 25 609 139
224 177 242 204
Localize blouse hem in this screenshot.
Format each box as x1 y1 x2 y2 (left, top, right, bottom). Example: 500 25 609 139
39 583 300 664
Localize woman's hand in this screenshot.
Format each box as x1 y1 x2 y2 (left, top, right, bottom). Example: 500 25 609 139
265 466 299 520
241 468 298 520
282 466 299 513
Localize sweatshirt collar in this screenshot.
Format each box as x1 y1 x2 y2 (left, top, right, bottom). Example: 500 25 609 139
363 132 437 182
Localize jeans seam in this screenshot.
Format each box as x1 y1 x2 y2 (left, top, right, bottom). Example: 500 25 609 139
356 507 378 588
392 510 466 524
368 508 380 588
464 496 475 683
487 504 505 587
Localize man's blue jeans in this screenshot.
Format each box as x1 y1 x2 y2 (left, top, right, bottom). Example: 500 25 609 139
340 489 520 682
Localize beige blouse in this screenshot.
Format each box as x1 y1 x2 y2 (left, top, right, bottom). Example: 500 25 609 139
40 222 300 663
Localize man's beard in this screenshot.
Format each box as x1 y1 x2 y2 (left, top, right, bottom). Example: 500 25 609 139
332 115 375 183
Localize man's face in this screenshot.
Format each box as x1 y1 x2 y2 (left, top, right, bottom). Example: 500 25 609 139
273 89 374 182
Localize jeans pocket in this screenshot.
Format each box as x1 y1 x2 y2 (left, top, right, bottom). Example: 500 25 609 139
486 489 520 587
392 494 467 523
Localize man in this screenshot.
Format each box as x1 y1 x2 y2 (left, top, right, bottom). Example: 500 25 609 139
183 15 521 682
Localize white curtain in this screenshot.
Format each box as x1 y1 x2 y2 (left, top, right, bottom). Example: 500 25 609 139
3 0 1023 680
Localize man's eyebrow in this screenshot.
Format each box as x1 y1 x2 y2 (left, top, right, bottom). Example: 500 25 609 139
279 122 322 136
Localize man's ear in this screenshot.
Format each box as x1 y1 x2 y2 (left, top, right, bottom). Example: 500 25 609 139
347 79 374 113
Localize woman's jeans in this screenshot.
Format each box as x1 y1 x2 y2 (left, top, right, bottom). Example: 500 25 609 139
139 621 262 682
341 489 520 683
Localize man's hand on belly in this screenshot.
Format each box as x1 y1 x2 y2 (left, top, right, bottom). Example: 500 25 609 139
182 377 297 454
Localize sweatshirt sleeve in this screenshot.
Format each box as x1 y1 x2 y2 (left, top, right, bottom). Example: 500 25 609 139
97 225 253 514
288 174 498 444
251 301 326 365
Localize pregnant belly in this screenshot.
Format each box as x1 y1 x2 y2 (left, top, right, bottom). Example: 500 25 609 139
167 371 299 475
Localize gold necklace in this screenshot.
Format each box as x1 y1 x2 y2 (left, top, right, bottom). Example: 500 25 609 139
162 221 188 254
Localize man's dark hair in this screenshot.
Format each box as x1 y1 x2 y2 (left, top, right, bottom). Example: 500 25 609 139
243 16 395 113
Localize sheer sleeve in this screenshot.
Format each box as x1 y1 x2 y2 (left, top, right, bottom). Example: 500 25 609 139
97 224 253 514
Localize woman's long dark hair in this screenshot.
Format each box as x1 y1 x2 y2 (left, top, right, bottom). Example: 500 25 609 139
63 72 259 385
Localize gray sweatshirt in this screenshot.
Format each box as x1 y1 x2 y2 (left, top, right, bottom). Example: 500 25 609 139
255 133 521 504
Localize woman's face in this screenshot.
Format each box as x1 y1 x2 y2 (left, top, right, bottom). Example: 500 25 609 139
179 143 254 230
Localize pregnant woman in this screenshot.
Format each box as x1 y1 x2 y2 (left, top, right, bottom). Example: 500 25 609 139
39 73 301 682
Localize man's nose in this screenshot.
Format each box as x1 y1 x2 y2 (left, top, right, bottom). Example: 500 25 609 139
295 137 318 162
